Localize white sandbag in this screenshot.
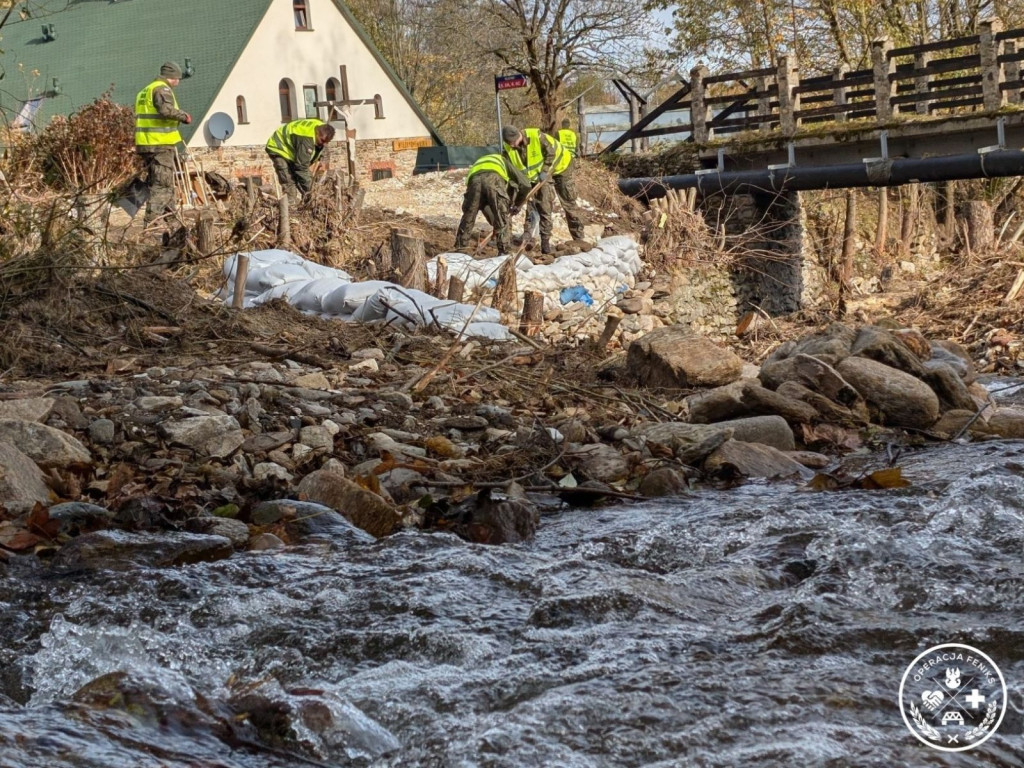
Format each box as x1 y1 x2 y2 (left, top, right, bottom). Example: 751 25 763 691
249 281 318 307
287 277 352 313
463 322 514 341
322 281 396 316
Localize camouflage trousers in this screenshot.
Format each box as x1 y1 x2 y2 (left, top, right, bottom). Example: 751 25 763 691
140 148 177 225
269 154 303 203
530 165 585 246
454 172 512 252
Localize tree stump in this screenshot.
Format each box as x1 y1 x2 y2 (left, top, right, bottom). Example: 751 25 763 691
432 256 448 298
447 276 465 302
232 254 250 310
966 199 994 253
493 257 519 315
196 211 216 257
519 290 544 336
596 315 622 350
390 228 428 291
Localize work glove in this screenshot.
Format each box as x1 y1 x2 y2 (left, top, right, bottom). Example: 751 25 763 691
536 171 549 183
182 113 193 124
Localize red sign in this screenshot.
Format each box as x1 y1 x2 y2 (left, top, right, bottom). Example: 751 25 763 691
495 74 529 91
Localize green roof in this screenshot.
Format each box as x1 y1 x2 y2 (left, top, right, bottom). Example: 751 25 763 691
0 0 442 144
0 0 272 140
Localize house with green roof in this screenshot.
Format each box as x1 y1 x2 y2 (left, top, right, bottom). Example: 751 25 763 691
0 0 443 182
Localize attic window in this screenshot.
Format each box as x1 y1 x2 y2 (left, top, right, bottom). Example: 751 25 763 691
236 96 249 125
293 0 310 30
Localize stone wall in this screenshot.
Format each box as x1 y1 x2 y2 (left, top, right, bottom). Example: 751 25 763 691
190 137 425 187
660 262 740 339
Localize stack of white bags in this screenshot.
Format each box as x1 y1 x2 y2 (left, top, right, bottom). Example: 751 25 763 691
220 236 642 341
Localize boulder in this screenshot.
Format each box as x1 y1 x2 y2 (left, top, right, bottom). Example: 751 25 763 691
704 439 811 479
787 451 831 469
159 415 244 458
688 379 821 426
987 408 1024 439
0 419 92 468
776 381 869 425
634 415 794 457
892 328 931 360
0 441 51 513
627 327 743 388
930 409 980 439
46 502 115 535
921 361 977 412
250 499 376 544
296 469 401 538
836 357 940 428
850 326 929 378
566 443 630 483
716 415 796 451
774 323 856 366
377 468 430 505
759 354 862 407
52 530 234 570
185 516 250 547
0 397 55 423
638 467 691 497
930 340 975 382
450 490 538 544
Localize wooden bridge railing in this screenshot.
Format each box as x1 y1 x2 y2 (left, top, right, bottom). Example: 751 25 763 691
601 18 1024 153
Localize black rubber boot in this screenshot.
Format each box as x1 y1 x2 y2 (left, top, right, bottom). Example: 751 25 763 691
540 237 553 255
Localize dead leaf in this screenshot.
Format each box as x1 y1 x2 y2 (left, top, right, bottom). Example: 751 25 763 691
0 529 42 551
27 503 60 539
106 463 135 498
353 474 382 494
861 467 911 489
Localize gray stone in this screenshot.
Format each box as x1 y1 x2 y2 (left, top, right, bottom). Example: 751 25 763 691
921 362 977 412
775 381 869 425
378 468 430 504
987 408 1024 439
296 470 401 538
448 490 539 545
49 397 89 429
47 502 115 535
379 391 414 409
159 415 244 458
88 419 116 445
242 431 293 454
787 451 832 469
244 397 264 433
52 531 234 571
290 372 331 390
185 516 250 547
476 405 515 426
298 425 334 451
441 415 490 430
685 380 817 426
567 443 630 483
253 462 294 483
716 415 796 451
0 441 51 513
366 433 426 458
638 467 691 497
0 397 55 423
628 327 743 389
250 499 374 544
930 340 975 382
837 357 940 429
248 532 285 551
930 409 979 438
850 327 930 378
0 420 92 468
351 348 385 361
134 396 184 412
759 354 861 406
704 439 811 480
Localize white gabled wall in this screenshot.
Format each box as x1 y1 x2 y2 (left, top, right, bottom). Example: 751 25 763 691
191 0 431 148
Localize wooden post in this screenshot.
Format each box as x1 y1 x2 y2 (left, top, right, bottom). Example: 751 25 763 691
755 75 771 132
390 228 428 291
232 254 249 310
967 200 994 252
777 55 800 135
492 257 519 314
432 256 448 298
875 188 888 255
447 276 465 302
519 290 544 336
196 211 215 256
979 18 1006 111
690 65 710 143
596 315 622 350
277 195 291 248
900 183 918 258
833 65 849 123
914 52 932 115
1006 41 1021 105
628 94 640 154
871 38 895 122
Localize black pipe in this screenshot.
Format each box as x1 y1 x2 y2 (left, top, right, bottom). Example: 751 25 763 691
618 150 1024 200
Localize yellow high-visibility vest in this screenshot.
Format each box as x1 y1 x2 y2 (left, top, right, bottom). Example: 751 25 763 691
266 118 325 163
557 128 578 157
467 153 509 183
134 80 182 147
505 128 570 180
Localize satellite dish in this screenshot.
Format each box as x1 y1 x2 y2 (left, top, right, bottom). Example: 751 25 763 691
207 112 235 141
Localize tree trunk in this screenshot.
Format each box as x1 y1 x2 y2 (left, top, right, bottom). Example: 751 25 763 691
447 276 465 303
390 228 428 291
277 195 291 249
874 188 887 255
966 200 994 253
900 183 918 258
519 290 544 336
196 212 216 257
232 254 249 310
493 257 519 315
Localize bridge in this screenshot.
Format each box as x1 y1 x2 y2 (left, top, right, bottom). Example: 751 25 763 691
614 18 1024 199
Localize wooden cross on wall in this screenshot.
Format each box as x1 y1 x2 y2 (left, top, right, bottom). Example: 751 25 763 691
314 65 384 121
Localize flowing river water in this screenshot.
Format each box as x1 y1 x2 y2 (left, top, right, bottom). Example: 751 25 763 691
2 441 1024 767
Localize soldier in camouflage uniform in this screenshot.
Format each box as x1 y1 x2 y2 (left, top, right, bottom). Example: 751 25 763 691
454 152 531 254
134 62 191 225
265 119 336 203
503 125 584 254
